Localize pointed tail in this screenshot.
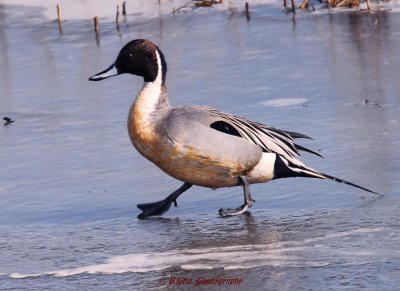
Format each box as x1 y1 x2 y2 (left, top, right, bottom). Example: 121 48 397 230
277 156 382 196
317 172 382 196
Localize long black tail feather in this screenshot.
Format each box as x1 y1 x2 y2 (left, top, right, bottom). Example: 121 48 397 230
319 172 382 196
278 156 383 196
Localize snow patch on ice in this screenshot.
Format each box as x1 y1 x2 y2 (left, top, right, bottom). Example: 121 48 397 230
261 98 308 107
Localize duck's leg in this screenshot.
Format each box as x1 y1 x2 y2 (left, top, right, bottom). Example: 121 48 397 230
219 176 255 217
137 183 192 219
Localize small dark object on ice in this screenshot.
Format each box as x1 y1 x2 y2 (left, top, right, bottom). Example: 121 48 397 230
363 99 381 107
3 117 14 125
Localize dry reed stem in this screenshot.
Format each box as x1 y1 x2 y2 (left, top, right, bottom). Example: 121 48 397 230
94 16 99 33
299 0 309 10
122 2 127 15
291 0 296 13
56 5 63 33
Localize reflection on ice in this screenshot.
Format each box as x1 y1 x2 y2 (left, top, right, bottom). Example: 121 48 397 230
9 227 384 278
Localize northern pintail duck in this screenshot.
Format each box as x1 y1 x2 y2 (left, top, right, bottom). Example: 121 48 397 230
89 39 380 218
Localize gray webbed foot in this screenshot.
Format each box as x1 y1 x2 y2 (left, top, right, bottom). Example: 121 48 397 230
137 197 175 219
219 203 252 217
137 183 192 219
218 176 255 217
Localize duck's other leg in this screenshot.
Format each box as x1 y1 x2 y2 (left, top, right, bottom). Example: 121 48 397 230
137 183 192 219
219 176 255 217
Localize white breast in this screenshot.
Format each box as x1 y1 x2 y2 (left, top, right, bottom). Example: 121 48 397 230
248 153 276 184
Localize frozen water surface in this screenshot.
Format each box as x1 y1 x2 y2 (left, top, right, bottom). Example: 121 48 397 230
1 1 400 290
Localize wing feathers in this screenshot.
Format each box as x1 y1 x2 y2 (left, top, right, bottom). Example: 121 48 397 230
208 109 320 167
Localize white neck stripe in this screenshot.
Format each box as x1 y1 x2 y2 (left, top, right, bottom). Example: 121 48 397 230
154 49 163 86
134 49 163 111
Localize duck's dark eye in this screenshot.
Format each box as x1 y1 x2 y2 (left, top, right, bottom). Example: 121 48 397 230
128 53 133 58
145 52 154 62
